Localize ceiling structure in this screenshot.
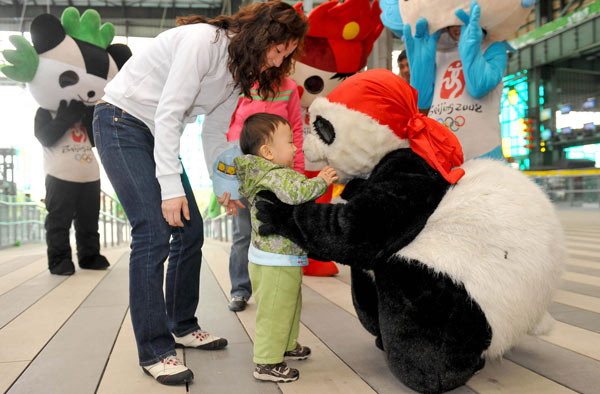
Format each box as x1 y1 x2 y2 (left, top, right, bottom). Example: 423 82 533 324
0 0 248 37
0 0 330 37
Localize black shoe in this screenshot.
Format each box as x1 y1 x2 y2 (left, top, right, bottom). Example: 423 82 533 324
79 254 110 270
49 259 75 276
228 296 247 312
253 362 299 383
284 343 311 360
375 335 384 351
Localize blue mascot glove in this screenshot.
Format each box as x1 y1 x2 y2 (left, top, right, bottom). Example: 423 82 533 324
521 0 538 7
380 0 403 38
212 145 242 200
403 18 440 110
455 0 509 99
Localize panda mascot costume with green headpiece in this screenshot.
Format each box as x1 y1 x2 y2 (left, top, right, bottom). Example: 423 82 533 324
256 69 565 393
1 7 131 275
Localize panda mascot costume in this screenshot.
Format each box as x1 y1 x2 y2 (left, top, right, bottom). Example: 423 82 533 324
1 8 131 275
290 0 383 276
256 69 565 393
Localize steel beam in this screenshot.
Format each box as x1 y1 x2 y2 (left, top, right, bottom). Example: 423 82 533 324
0 4 221 20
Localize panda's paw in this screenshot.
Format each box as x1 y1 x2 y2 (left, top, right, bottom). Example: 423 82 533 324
375 335 384 351
256 190 296 237
79 254 110 270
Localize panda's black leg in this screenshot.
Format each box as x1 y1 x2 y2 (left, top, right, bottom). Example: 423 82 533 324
376 257 492 394
350 267 381 340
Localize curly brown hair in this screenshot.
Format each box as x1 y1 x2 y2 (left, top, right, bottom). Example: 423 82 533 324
176 1 308 99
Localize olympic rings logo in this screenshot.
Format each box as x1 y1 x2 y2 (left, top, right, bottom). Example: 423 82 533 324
74 153 94 164
437 115 466 132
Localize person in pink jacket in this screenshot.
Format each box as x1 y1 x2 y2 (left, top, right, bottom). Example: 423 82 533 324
225 76 305 312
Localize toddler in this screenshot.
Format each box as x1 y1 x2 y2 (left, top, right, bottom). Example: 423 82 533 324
234 113 337 382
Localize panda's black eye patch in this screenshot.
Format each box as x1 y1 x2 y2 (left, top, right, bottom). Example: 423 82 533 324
313 115 335 145
59 71 79 88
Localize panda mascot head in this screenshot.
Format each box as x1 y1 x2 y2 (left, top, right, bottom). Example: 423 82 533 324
258 69 565 393
1 7 131 112
306 69 466 185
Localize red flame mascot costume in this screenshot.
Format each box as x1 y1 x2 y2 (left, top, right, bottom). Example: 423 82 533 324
292 0 383 276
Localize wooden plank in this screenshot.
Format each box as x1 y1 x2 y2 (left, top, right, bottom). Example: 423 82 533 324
0 256 47 296
6 249 130 394
560 280 600 299
566 244 600 255
564 272 600 288
467 359 575 393
565 235 600 244
300 285 423 394
8 306 128 394
302 274 356 317
554 289 600 314
186 262 281 394
0 254 45 276
0 244 46 264
568 249 600 260
0 361 29 393
96 311 187 394
567 258 600 271
0 248 126 390
0 270 66 329
549 302 600 334
565 264 600 277
540 321 600 361
202 240 376 394
334 263 352 286
506 335 600 394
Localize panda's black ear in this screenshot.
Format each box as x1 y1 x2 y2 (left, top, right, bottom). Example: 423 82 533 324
313 115 336 145
30 14 65 54
107 44 132 70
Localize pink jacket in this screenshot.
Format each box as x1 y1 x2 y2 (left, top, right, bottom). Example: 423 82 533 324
227 77 305 173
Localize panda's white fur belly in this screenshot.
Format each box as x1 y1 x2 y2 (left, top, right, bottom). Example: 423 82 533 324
396 159 565 358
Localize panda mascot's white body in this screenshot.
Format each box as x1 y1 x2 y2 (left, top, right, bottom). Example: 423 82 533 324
1 8 131 275
256 69 565 393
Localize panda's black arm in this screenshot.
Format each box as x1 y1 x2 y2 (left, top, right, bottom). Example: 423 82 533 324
34 100 86 147
257 175 447 271
81 106 95 147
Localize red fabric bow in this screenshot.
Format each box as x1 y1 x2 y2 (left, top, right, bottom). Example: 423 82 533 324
326 69 465 184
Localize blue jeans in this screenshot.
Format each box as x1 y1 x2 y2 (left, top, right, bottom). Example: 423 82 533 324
229 199 252 299
93 102 202 366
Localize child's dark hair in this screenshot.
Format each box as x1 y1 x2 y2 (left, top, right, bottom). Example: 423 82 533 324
176 1 308 100
240 113 290 155
397 49 407 64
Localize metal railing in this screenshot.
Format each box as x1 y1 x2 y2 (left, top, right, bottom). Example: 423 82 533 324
0 194 46 247
0 191 131 249
526 170 600 209
203 212 233 242
100 192 131 248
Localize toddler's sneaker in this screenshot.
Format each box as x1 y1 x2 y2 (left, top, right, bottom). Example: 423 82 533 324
254 362 299 383
284 343 311 361
142 355 193 385
174 329 228 350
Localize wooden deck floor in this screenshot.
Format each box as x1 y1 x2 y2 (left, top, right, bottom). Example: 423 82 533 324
0 209 599 394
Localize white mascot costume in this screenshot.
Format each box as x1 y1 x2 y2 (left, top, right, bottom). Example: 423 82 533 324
381 0 537 161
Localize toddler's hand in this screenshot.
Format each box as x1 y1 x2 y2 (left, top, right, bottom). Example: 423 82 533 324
317 166 339 186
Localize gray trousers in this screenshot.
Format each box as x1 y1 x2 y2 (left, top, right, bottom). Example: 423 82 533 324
229 198 252 299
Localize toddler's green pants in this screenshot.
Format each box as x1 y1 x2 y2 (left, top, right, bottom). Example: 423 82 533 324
249 262 302 364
